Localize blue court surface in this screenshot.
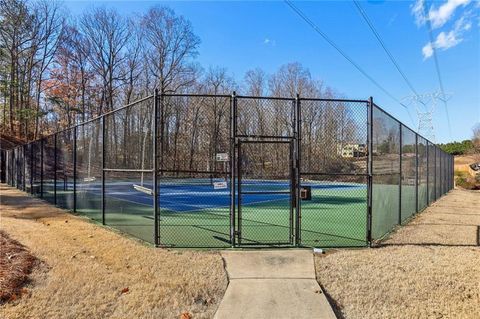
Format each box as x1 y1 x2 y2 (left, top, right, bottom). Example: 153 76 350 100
74 179 366 213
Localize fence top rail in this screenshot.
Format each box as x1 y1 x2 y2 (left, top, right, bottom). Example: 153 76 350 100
372 102 401 124
87 94 154 120
300 97 368 103
236 95 295 101
163 93 232 98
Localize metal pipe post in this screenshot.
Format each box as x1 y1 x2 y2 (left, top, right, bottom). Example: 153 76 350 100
229 92 236 247
102 116 106 225
434 147 437 200
398 124 402 225
153 90 160 246
426 142 429 204
415 133 418 213
295 94 302 246
367 97 373 246
73 126 77 212
40 139 44 197
29 144 33 193
237 141 242 245
439 150 442 196
54 134 57 204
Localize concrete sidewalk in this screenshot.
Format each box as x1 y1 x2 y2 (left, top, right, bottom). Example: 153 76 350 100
214 250 337 319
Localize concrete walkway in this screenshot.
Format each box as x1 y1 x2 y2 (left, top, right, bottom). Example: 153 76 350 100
214 250 337 319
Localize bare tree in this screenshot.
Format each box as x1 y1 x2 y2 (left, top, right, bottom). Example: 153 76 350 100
140 6 200 93
61 23 93 122
32 0 65 138
0 0 34 137
269 62 320 98
201 67 236 169
244 68 267 96
80 7 129 114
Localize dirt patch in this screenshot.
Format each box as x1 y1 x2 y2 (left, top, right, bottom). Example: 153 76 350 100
315 189 480 319
0 230 38 303
0 184 227 319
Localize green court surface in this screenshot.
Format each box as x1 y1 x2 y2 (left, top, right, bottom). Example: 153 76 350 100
41 182 369 248
36 180 434 247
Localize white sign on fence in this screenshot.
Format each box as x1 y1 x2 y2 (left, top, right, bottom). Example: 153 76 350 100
216 153 229 162
213 181 228 189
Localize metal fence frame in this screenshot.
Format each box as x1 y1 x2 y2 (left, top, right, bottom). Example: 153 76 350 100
2 92 455 248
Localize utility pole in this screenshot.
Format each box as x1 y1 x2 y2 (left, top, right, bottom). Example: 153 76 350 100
402 91 451 142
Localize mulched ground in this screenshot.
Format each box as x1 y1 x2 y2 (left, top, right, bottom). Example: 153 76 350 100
0 185 227 319
0 230 38 303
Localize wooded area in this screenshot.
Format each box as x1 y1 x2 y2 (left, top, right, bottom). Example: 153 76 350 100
0 0 342 144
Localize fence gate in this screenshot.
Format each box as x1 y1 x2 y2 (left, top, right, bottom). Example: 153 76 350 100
234 96 298 246
236 140 295 245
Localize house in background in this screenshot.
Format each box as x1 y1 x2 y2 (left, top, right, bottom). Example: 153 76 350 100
337 143 367 158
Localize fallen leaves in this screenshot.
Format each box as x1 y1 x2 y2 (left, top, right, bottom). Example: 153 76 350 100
180 312 192 319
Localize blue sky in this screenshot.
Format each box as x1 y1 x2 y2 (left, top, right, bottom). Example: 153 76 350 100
63 0 479 143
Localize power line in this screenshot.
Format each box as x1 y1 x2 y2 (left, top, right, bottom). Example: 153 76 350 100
284 0 415 126
352 0 422 100
423 0 453 138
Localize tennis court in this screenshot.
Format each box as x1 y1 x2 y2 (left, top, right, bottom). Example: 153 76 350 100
45 178 367 247
3 93 454 248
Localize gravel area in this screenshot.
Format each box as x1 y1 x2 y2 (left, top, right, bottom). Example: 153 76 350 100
315 189 480 319
0 184 227 319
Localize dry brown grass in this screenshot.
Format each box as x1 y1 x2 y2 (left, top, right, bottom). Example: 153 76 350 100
455 155 480 180
0 230 37 303
0 185 227 319
455 155 479 166
315 189 480 319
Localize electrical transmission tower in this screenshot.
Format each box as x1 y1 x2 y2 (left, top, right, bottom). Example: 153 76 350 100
402 91 451 142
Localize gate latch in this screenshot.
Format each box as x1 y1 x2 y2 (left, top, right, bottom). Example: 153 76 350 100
300 186 311 200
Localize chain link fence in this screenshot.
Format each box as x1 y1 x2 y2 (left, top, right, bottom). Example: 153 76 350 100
2 93 454 248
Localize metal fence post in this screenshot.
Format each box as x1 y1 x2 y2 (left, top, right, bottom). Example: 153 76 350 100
29 144 33 194
398 124 402 224
447 154 449 191
230 91 236 247
446 153 449 192
426 141 429 204
24 145 27 191
367 97 373 246
445 153 448 193
450 155 452 190
153 89 159 246
415 133 418 213
11 150 13 186
73 126 77 212
439 149 442 197
449 155 451 191
295 94 302 246
102 116 106 225
237 141 242 245
451 155 454 190
434 147 437 200
54 134 57 205
40 139 44 197
451 155 453 190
